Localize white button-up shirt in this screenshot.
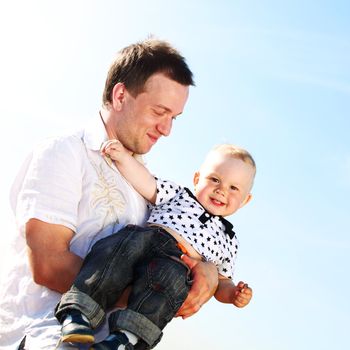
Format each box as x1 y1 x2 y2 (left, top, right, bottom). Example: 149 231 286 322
0 116 148 349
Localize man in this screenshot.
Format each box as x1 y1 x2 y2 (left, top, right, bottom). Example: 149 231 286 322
0 38 218 350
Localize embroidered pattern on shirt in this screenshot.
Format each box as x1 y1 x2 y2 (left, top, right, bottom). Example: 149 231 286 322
87 151 126 227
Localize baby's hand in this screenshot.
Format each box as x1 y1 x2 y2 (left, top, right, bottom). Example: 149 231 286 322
101 139 126 161
232 281 253 308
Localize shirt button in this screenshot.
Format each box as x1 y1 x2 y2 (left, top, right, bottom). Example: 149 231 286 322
205 213 210 218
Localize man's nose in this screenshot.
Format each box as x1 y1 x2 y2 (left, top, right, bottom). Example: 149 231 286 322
156 118 172 136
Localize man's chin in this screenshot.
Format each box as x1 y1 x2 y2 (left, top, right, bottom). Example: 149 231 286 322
141 142 156 154
132 145 152 155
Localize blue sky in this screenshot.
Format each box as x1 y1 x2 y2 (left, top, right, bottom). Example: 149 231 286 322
0 1 349 349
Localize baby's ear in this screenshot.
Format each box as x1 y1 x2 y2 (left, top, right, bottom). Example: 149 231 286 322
240 193 253 208
193 171 200 186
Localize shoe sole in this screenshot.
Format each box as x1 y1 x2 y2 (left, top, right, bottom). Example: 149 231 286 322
61 333 95 343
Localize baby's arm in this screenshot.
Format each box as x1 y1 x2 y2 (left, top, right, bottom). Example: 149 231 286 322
101 139 157 203
215 276 253 308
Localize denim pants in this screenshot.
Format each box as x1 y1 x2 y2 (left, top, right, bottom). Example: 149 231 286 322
56 225 191 348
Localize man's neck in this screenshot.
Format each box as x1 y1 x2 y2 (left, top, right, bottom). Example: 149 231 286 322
99 108 139 160
99 108 118 140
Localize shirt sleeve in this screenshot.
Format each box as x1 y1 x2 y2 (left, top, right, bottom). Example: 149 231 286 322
154 177 182 205
217 239 239 279
13 135 83 234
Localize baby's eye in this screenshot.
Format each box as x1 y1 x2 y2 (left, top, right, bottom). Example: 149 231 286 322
210 177 219 183
230 185 238 191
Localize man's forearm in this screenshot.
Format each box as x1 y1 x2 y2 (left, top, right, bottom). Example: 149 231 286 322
28 248 83 293
26 218 83 293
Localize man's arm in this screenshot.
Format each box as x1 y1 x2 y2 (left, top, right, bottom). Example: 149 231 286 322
176 255 219 319
26 218 83 293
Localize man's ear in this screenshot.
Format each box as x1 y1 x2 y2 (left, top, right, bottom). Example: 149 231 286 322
193 171 200 187
239 193 253 208
111 83 126 111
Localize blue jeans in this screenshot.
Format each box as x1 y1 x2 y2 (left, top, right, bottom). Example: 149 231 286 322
55 225 192 349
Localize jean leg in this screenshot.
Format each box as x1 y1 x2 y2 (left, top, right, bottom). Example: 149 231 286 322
132 257 191 329
56 226 157 327
110 256 191 348
73 228 136 308
55 286 106 328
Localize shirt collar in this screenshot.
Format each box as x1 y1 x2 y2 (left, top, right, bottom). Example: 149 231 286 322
82 113 145 165
82 115 108 151
184 188 236 239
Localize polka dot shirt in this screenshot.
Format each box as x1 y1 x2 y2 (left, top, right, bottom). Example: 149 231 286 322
147 178 239 279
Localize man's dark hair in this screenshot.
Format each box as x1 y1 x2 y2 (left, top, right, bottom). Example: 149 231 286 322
102 38 195 105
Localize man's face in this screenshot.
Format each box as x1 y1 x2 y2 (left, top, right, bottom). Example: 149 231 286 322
115 73 189 154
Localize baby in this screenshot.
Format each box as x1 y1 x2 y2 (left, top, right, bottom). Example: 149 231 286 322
55 142 256 350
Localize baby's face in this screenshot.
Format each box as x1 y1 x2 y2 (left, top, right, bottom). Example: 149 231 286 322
193 154 254 217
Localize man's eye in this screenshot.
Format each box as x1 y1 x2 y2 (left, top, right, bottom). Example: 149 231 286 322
153 109 166 116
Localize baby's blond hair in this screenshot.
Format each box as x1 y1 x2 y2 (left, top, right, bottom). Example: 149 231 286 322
209 144 256 178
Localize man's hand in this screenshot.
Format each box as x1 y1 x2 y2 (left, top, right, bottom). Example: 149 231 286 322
176 255 218 319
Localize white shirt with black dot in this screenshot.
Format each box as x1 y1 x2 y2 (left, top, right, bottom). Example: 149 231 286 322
147 178 239 279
